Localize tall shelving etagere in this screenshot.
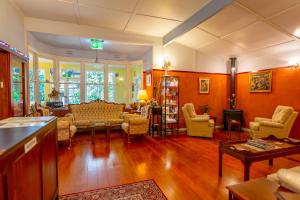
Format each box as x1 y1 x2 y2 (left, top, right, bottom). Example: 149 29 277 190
160 75 179 135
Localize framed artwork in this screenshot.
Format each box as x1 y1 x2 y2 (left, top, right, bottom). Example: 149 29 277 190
199 77 210 94
250 71 272 93
146 74 151 86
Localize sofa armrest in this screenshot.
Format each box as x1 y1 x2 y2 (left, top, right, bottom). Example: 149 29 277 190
255 117 272 122
260 121 284 128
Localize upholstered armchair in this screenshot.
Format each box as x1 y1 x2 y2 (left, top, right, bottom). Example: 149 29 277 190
121 105 150 143
182 103 214 138
249 105 298 139
57 114 77 148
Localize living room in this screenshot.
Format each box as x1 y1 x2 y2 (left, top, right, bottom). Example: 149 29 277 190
1 0 300 199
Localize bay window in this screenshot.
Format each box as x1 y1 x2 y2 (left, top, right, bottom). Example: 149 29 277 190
129 64 142 103
29 53 35 104
108 65 126 103
59 62 81 104
38 57 54 104
85 63 104 101
28 52 143 105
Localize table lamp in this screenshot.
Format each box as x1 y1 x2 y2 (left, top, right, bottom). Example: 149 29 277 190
137 90 148 104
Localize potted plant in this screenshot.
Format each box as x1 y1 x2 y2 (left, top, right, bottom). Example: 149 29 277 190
200 104 211 115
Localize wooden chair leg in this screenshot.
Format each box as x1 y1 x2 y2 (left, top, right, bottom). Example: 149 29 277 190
127 134 131 143
69 138 72 149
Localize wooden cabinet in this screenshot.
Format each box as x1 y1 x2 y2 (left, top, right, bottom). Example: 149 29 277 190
41 128 58 200
7 143 42 200
0 118 58 200
0 44 28 120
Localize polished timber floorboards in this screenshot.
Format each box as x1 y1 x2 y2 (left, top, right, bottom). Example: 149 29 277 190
58 131 300 200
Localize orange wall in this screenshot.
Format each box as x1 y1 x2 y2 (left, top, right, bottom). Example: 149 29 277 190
236 67 300 139
145 69 229 128
144 66 300 138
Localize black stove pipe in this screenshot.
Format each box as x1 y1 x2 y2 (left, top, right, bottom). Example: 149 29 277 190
229 57 236 110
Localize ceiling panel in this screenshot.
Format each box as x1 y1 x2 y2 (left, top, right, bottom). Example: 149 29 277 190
78 0 138 12
269 4 300 38
125 15 180 37
137 0 209 21
14 0 76 23
236 0 300 18
175 28 218 49
199 5 257 37
198 39 248 59
225 21 294 50
78 4 131 31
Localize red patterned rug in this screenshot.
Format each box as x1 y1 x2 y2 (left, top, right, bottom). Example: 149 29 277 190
59 179 167 200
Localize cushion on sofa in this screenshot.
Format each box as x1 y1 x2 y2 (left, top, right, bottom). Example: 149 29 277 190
272 106 294 124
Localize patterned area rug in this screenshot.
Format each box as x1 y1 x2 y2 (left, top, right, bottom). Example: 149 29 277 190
59 180 167 200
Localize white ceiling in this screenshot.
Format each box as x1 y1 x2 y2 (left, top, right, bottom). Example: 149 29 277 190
30 31 151 57
13 0 300 64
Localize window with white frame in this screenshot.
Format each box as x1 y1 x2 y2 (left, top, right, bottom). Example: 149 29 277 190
85 63 104 101
29 53 35 104
38 57 54 104
59 61 81 104
28 53 143 105
108 64 126 103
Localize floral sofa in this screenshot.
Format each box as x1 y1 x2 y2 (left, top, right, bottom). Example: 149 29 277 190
68 101 125 127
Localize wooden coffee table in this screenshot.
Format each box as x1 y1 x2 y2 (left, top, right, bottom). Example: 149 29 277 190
92 122 121 144
227 178 298 200
219 135 300 181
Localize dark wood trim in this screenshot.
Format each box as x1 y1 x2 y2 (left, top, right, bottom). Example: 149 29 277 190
150 68 229 75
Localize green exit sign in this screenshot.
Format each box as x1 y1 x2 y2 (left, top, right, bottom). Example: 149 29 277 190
90 39 103 50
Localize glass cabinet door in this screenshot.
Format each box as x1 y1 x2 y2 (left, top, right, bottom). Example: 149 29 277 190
11 57 24 116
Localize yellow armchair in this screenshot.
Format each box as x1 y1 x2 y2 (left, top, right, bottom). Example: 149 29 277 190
121 106 150 143
250 105 298 139
57 114 77 148
182 103 214 138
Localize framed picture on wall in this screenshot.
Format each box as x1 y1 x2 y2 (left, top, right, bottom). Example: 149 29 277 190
199 77 210 94
250 71 272 93
146 74 151 86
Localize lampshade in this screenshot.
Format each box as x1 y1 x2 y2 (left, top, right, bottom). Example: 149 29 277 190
137 90 148 101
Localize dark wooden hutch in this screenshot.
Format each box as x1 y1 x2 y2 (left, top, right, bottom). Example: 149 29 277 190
0 41 28 119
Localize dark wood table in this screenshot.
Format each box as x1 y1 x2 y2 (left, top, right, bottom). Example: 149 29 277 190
219 135 300 181
226 178 298 200
92 122 121 144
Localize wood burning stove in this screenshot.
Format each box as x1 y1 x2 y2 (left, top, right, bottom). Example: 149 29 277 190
223 57 243 130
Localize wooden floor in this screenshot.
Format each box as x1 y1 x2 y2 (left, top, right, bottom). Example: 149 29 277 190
58 130 300 200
